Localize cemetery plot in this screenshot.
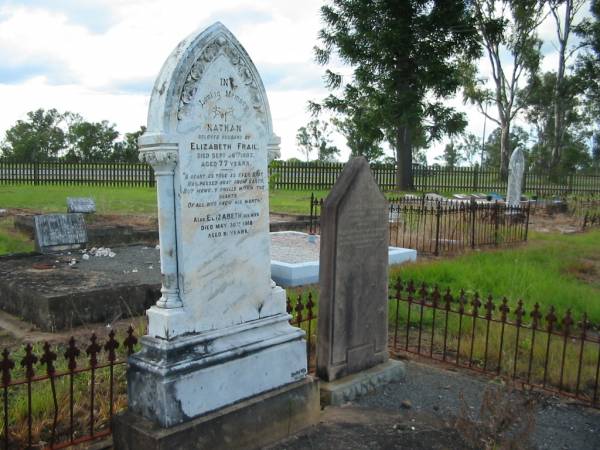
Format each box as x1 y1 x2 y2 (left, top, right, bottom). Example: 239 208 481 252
0 245 160 330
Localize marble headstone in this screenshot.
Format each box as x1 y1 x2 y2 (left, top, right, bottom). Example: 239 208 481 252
506 148 525 207
67 197 96 214
125 23 308 428
317 157 389 382
34 214 87 253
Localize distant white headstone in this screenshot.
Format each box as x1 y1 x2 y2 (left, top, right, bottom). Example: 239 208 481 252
67 197 96 214
34 214 87 253
506 148 525 207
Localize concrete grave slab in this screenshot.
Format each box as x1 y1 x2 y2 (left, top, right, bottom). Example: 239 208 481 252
270 231 416 287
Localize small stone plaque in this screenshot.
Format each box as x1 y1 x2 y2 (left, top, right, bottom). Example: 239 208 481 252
317 157 389 382
34 213 88 253
67 197 96 213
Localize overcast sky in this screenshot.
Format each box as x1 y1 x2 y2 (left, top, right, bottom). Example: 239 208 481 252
0 0 591 162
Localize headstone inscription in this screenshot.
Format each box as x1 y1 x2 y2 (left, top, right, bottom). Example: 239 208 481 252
34 214 87 253
506 148 525 208
114 23 317 443
67 197 96 214
317 157 389 381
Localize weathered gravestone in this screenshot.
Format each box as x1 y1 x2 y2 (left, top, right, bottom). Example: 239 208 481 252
506 148 525 208
34 213 87 253
113 23 318 450
67 197 96 214
317 157 404 405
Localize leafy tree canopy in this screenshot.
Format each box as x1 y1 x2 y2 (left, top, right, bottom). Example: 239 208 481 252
312 0 481 188
296 119 340 162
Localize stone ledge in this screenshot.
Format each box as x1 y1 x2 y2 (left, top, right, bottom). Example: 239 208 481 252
320 360 405 406
112 377 320 450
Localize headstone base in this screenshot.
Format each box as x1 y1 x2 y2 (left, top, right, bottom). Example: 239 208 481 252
319 360 405 406
113 377 320 450
126 313 308 427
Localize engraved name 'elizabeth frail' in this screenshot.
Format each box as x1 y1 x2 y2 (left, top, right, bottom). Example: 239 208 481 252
182 76 266 240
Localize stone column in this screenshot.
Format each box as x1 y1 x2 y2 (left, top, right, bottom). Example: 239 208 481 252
140 141 182 309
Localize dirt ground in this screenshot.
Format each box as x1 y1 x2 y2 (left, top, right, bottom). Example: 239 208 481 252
267 360 600 450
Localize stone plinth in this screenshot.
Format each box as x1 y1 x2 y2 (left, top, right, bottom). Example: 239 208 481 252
319 360 405 406
127 314 308 427
114 377 320 450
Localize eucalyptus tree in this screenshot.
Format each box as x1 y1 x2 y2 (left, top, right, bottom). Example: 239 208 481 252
463 0 547 179
312 0 481 189
547 0 587 173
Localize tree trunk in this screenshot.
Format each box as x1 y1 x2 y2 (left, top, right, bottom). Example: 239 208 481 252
500 122 510 180
550 0 572 178
395 125 413 190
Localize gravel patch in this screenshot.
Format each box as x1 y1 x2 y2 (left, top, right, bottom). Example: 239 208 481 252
269 360 600 450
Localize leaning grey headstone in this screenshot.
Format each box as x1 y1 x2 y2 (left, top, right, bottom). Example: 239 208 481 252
317 157 403 400
506 148 525 207
34 214 87 253
67 197 96 213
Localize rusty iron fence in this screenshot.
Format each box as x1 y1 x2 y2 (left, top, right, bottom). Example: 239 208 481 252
388 279 600 409
289 282 600 410
0 327 138 449
573 197 600 230
5 280 600 448
309 194 530 255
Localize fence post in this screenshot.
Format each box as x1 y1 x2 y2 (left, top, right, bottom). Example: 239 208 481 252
470 198 476 249
568 173 574 194
309 193 315 234
524 202 531 241
434 201 442 256
494 201 500 246
473 165 479 192
33 161 39 186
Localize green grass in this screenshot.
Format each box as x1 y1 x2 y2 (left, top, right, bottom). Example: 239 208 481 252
269 189 329 215
391 230 600 324
0 218 34 253
0 185 328 216
0 184 158 215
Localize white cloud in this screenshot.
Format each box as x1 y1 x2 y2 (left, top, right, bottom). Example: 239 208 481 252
0 0 594 164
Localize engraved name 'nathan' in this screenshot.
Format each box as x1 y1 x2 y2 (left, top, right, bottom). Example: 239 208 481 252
206 124 242 133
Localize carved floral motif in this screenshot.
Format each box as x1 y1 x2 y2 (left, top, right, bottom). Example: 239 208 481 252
177 34 267 128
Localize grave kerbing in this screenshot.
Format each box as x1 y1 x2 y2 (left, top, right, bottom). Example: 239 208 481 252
113 22 318 449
